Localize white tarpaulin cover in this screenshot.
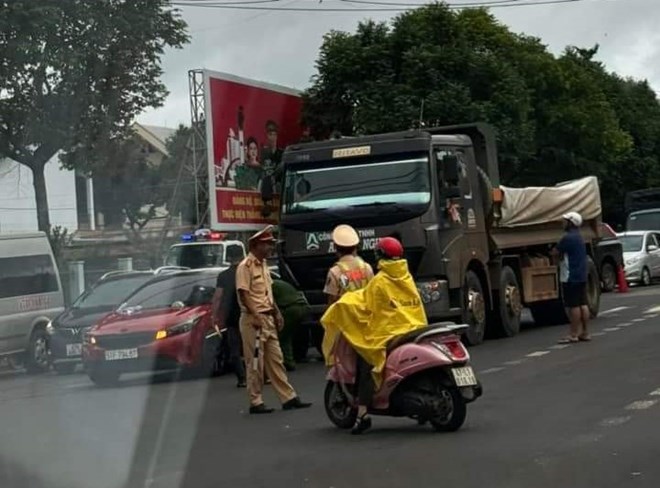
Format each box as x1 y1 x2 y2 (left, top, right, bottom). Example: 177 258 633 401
498 176 601 228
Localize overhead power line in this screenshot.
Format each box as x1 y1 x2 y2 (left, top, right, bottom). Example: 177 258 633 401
171 0 612 12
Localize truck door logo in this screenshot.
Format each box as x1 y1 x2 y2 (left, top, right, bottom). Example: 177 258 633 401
306 233 320 250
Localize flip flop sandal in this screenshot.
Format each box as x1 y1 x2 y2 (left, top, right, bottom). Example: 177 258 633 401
557 337 579 344
578 335 592 342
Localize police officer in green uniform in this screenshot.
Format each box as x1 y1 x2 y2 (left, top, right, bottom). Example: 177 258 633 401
272 278 310 371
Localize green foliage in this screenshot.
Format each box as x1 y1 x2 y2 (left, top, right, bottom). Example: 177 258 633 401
0 0 189 231
302 3 660 223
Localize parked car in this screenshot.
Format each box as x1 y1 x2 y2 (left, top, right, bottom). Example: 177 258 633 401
82 269 222 387
595 223 624 292
617 230 660 286
0 232 65 373
47 271 156 374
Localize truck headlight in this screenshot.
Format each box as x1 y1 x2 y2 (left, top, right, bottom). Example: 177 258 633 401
417 281 443 304
46 321 55 335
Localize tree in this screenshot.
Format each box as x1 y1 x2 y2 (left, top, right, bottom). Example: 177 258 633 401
303 3 660 222
0 0 189 231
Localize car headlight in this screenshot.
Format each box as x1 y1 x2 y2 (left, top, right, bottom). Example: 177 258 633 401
83 333 96 345
156 316 202 340
46 321 55 335
626 257 641 266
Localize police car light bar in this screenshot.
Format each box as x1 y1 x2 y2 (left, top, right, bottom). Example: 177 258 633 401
180 229 225 242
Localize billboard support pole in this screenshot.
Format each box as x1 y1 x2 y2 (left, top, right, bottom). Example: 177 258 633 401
188 69 209 227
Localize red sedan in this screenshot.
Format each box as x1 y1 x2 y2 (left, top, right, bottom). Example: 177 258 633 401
82 269 223 387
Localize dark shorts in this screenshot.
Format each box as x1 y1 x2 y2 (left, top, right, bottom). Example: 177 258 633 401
562 282 587 308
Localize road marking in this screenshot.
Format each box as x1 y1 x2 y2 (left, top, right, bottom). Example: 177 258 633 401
603 327 621 332
625 400 658 411
591 332 606 337
601 306 630 315
632 318 646 323
645 305 660 314
649 389 660 396
64 383 90 389
600 416 631 427
549 344 570 350
647 314 659 319
480 367 504 375
618 323 632 327
527 351 550 358
502 359 525 366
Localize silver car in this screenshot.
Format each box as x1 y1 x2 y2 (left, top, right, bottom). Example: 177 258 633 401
617 231 660 286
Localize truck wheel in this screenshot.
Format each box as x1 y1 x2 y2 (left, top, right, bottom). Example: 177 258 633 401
587 256 601 318
492 266 522 338
463 270 487 346
600 261 616 292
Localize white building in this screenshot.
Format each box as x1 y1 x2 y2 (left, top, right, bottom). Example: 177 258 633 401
0 155 79 234
0 123 177 235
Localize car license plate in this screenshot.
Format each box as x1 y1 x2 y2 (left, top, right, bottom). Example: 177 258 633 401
66 343 82 357
452 366 477 387
104 349 138 361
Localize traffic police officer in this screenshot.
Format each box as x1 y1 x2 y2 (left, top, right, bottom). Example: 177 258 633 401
323 224 374 305
322 225 374 363
236 225 312 414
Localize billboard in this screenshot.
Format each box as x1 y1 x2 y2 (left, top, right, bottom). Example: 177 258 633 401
204 70 304 231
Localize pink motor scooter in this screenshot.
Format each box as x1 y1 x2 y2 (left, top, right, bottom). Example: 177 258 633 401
324 323 483 432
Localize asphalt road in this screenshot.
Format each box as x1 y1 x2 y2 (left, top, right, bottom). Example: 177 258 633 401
2 287 660 488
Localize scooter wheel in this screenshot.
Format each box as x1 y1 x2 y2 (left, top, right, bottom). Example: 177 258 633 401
430 387 467 432
324 381 357 429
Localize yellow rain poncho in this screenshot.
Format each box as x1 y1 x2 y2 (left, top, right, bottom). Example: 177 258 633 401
320 259 428 387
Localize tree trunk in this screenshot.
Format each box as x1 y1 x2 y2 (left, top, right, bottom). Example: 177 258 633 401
32 163 51 232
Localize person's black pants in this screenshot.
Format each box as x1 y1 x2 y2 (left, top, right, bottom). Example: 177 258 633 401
355 355 375 407
227 327 245 382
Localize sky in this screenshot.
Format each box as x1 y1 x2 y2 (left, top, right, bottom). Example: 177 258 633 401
138 0 660 128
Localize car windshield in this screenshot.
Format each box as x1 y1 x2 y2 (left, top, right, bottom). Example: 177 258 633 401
165 244 225 268
619 235 644 252
627 211 660 231
119 274 217 311
71 275 153 309
282 153 431 214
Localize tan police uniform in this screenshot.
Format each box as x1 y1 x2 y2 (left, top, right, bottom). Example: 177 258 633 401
236 229 297 407
323 255 374 299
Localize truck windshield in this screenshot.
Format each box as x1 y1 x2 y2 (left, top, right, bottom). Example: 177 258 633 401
282 152 430 214
627 211 660 231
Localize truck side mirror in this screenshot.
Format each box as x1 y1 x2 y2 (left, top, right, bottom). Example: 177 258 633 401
443 155 460 185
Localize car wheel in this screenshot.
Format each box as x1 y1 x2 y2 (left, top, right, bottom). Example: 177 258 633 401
641 267 651 286
25 327 50 374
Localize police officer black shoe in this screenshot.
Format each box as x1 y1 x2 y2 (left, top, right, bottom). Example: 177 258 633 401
282 397 312 410
249 404 275 414
236 380 247 388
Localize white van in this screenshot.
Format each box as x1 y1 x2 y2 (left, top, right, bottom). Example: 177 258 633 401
0 232 65 372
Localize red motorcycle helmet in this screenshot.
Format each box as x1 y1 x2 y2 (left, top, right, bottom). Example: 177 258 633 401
375 236 404 261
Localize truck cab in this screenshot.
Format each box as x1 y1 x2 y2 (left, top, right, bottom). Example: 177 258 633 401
278 124 601 346
165 229 246 269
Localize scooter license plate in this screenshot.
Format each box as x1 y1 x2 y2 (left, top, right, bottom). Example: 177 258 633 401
452 366 477 387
